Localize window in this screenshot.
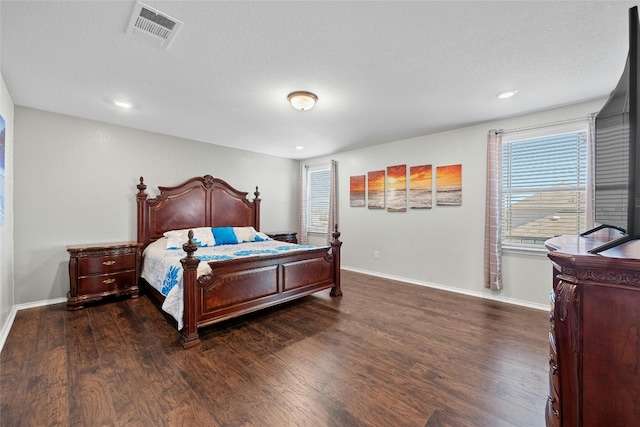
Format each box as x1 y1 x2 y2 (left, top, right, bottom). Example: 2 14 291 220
502 122 590 247
306 166 330 233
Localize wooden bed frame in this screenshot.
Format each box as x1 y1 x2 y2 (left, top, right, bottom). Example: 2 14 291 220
136 175 342 349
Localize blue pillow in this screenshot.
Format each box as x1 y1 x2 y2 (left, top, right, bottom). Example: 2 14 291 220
212 227 239 245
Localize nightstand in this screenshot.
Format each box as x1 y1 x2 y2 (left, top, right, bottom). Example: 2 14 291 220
67 241 143 310
265 231 298 244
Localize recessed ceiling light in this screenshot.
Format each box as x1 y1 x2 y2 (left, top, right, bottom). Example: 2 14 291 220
296 146 304 150
497 90 518 99
114 100 132 109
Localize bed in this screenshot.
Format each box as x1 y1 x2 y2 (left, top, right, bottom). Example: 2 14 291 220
136 175 343 349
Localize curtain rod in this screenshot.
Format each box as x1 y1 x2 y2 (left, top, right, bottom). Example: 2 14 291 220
502 113 596 136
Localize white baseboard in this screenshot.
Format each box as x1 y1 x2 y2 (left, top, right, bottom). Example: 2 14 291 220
0 297 66 353
342 266 549 312
0 306 18 354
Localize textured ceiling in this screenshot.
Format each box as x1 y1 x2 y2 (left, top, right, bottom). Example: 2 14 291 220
1 1 637 159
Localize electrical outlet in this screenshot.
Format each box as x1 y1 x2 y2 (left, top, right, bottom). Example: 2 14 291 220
374 250 380 259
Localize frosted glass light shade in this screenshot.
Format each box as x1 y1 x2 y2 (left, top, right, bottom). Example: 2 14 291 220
287 91 318 111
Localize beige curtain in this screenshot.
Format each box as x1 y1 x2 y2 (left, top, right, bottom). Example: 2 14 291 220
298 164 309 244
484 130 503 290
327 160 337 243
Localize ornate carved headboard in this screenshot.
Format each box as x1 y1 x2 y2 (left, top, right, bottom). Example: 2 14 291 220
136 175 261 247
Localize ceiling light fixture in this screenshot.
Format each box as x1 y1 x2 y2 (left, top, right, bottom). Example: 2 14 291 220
287 91 318 111
497 90 518 99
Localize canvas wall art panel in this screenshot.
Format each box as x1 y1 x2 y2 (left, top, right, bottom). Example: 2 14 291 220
386 164 407 212
367 170 385 209
409 164 432 209
436 164 462 206
350 175 365 207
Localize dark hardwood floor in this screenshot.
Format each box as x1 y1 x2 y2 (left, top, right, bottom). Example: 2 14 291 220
1 270 549 427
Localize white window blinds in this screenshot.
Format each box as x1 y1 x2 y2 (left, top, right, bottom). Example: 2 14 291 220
502 124 589 246
307 166 330 233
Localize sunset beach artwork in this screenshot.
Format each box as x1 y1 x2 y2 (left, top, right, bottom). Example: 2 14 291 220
349 175 365 207
409 164 432 209
386 164 407 212
436 164 462 206
367 170 385 209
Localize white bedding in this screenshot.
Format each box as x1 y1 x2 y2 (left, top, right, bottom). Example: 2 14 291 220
141 237 321 329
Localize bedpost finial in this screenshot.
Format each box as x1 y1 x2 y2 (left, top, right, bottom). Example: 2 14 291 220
332 224 341 241
182 230 198 258
136 176 147 198
254 186 260 199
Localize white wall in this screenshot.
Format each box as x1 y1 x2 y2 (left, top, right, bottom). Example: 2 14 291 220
0 74 15 330
308 99 606 308
9 98 608 311
13 107 299 304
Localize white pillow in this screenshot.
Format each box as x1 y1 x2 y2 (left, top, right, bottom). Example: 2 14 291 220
232 226 272 243
163 227 216 249
232 226 257 243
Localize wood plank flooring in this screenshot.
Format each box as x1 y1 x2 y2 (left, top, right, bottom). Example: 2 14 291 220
0 270 550 426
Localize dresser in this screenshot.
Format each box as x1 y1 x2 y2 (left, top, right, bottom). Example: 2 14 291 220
545 233 640 427
67 241 143 310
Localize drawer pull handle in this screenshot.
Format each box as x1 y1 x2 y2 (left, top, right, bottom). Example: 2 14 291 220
103 279 116 284
548 356 559 375
103 260 116 266
548 396 560 417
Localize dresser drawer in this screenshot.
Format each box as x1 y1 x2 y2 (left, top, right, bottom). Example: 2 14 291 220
78 253 137 276
78 270 137 295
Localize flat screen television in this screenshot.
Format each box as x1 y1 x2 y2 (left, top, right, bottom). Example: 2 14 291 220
588 6 640 253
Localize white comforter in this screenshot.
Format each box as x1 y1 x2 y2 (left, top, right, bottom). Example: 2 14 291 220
141 238 321 329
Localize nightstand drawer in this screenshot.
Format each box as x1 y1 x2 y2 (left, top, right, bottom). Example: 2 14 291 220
78 253 137 275
78 270 137 295
265 231 298 244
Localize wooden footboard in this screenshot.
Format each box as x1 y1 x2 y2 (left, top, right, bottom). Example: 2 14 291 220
179 228 342 349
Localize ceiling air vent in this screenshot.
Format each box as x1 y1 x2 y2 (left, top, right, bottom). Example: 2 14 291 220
126 1 183 49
